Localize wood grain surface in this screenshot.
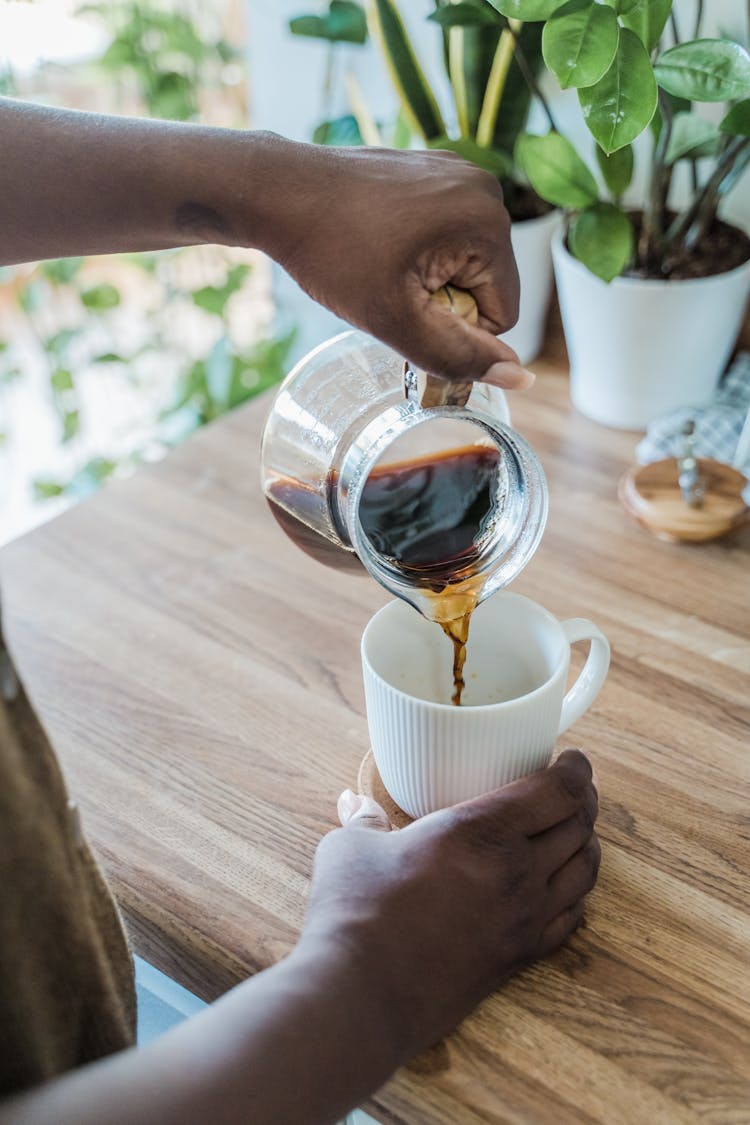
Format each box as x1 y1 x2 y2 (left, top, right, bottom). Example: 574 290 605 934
2 330 749 1124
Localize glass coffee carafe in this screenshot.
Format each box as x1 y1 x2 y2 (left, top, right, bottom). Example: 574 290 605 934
260 303 548 632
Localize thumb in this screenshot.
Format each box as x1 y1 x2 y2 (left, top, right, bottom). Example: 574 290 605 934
401 286 535 390
337 790 392 832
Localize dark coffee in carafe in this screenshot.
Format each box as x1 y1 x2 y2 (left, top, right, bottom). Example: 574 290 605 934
267 443 501 704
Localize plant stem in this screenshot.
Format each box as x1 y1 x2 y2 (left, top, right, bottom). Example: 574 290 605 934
505 21 558 135
639 91 673 269
664 136 749 257
693 0 704 40
476 28 515 147
688 140 750 248
670 10 681 45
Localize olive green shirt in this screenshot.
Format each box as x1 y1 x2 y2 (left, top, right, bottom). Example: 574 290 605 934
0 613 136 1097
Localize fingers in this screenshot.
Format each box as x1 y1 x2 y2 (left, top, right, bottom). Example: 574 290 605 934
459 750 595 839
546 836 601 918
514 750 596 836
337 790 392 832
531 784 599 875
482 360 536 392
536 898 587 959
402 278 534 389
462 259 520 338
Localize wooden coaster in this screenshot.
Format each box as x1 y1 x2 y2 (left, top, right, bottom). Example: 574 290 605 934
357 749 413 829
618 457 750 542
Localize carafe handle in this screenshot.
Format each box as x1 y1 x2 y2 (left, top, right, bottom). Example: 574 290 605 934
420 285 478 410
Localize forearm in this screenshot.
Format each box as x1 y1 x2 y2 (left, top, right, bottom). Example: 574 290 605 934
1 940 402 1125
0 97 294 265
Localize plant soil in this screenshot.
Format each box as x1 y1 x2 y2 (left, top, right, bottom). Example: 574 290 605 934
503 181 554 223
627 215 750 281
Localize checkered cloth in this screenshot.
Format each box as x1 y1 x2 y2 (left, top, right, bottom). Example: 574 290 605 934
637 352 750 474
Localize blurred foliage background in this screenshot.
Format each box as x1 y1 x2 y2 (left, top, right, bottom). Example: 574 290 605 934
0 0 294 537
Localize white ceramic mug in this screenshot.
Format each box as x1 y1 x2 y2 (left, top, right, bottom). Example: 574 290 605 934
361 592 610 818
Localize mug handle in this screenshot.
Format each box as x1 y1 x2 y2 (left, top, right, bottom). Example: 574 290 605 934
558 619 611 735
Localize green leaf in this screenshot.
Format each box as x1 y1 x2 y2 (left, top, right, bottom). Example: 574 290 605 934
313 114 364 145
98 36 139 70
62 409 80 443
40 257 84 284
655 40 750 103
81 283 120 311
33 479 65 499
0 432 7 447
427 135 512 177
50 367 74 393
391 107 413 148
0 367 21 385
578 29 657 154
665 112 723 162
122 252 160 274
319 0 369 42
91 352 126 364
568 202 633 281
487 0 566 18
619 0 671 53
43 457 119 501
19 281 44 315
79 457 117 485
290 2 368 44
491 20 543 155
595 143 634 197
650 89 690 136
166 359 209 417
515 131 598 207
229 330 296 407
720 99 750 137
191 264 250 317
45 328 76 357
542 0 619 90
289 15 330 38
602 0 640 14
450 17 504 140
192 288 227 315
367 0 446 139
429 1 503 28
149 71 197 122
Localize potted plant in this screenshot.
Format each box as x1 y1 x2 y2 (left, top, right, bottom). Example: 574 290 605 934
290 0 560 363
489 0 750 429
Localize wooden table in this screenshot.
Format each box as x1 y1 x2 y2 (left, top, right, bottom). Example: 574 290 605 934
3 337 749 1124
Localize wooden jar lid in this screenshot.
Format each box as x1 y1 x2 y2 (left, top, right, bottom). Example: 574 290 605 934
357 749 413 829
618 457 750 542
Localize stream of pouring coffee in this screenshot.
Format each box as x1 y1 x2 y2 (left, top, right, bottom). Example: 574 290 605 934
267 444 499 706
356 444 500 705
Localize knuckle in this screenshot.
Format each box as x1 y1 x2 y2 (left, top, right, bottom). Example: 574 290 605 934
433 804 471 837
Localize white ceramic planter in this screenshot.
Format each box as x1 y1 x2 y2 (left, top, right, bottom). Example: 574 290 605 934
503 209 560 365
552 228 750 430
